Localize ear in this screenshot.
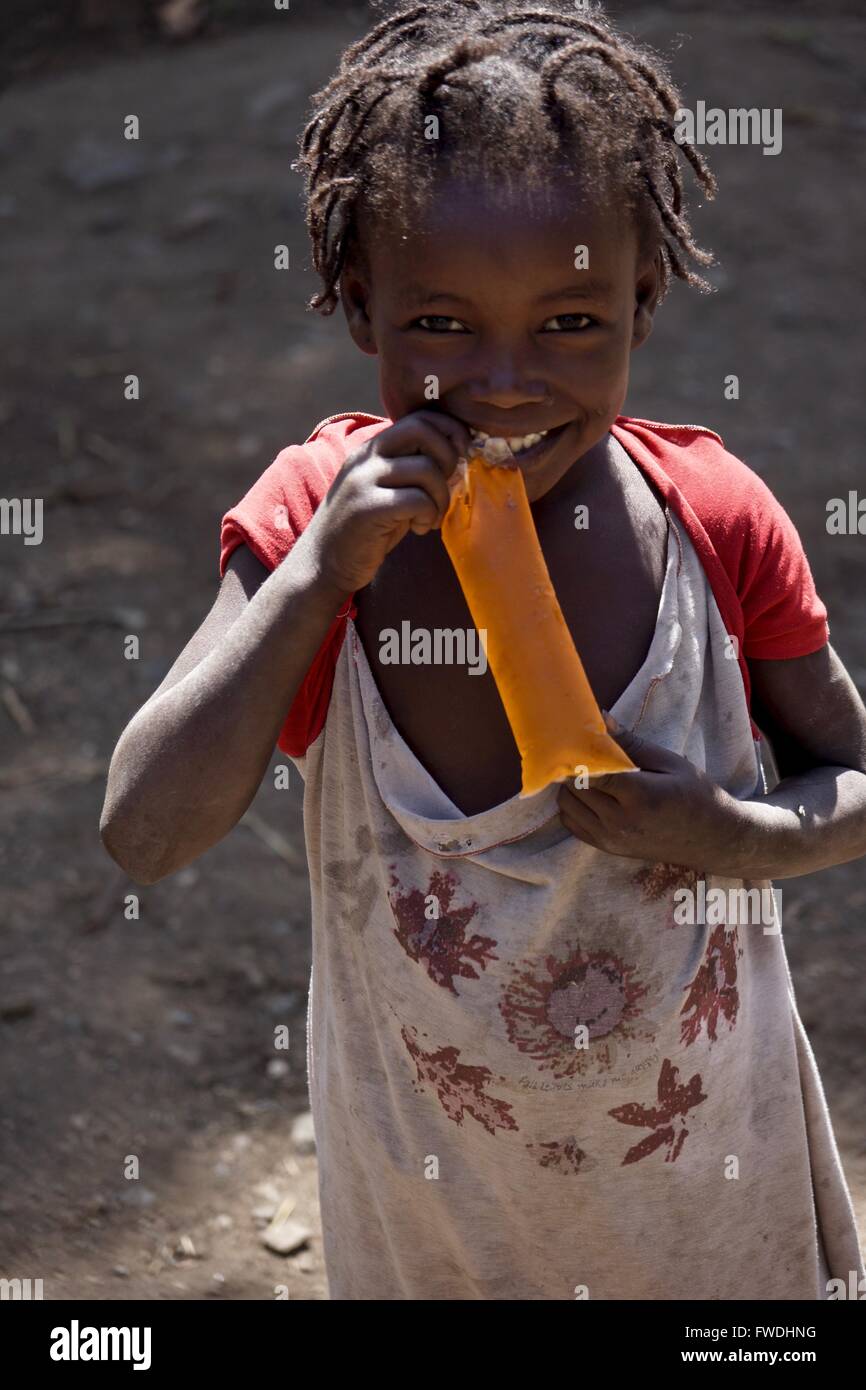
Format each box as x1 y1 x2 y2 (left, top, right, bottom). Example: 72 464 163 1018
631 248 662 351
340 256 378 357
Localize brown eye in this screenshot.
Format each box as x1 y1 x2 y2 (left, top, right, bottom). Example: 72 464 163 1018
544 314 594 331
415 316 467 332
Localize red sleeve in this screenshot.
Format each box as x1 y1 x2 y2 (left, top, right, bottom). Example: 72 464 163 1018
735 471 829 661
218 414 388 756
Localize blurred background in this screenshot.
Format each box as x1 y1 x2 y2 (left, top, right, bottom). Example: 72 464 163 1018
1 0 864 1299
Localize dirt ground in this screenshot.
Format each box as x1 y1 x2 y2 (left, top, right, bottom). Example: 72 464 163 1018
1 3 864 1300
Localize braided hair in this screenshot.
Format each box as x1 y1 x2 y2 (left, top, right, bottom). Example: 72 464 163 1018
293 0 717 314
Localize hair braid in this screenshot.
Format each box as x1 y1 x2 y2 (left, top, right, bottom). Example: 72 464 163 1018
418 36 505 104
294 0 717 313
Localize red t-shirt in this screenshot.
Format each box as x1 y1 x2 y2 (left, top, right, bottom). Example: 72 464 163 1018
219 413 829 755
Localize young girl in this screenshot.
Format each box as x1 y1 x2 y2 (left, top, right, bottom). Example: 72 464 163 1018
101 0 866 1299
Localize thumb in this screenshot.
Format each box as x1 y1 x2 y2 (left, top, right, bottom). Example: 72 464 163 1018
602 710 681 774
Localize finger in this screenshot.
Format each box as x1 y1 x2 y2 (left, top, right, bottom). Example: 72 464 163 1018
605 723 682 774
375 484 441 535
557 780 605 824
581 772 622 798
409 410 473 462
558 796 603 848
558 781 615 815
373 455 452 523
374 414 470 482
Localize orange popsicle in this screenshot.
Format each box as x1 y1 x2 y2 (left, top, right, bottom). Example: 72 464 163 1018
441 449 637 796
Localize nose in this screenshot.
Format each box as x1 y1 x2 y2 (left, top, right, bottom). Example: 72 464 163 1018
466 362 552 412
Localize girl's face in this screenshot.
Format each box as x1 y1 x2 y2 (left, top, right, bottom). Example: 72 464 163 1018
340 174 660 503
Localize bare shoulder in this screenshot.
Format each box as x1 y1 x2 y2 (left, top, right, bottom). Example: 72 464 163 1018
544 433 668 590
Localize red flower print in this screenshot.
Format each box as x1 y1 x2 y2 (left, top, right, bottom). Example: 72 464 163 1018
499 947 652 1079
608 1058 707 1165
525 1136 592 1174
680 924 741 1046
401 1024 518 1136
389 869 497 995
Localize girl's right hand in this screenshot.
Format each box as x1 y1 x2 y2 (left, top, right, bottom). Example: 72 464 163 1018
303 410 472 595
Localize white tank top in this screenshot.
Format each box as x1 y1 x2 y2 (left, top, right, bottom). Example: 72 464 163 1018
291 505 863 1299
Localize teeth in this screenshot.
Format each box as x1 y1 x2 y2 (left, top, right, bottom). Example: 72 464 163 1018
469 428 549 454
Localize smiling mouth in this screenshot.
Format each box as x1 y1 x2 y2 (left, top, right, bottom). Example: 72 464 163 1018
466 422 568 466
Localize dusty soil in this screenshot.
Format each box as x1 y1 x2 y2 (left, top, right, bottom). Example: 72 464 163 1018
0 3 864 1299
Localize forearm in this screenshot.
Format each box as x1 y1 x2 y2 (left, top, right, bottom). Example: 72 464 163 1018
101 529 351 882
717 765 866 880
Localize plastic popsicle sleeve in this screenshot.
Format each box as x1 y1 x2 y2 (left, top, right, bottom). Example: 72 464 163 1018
441 445 637 796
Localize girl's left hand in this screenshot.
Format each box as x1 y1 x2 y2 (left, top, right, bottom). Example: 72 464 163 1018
556 712 744 872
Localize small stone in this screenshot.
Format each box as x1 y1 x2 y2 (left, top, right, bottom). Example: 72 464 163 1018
254 1193 296 1230
113 1265 129 1278
266 1058 289 1080
290 1111 316 1155
252 1202 278 1224
261 1218 311 1256
156 0 208 40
